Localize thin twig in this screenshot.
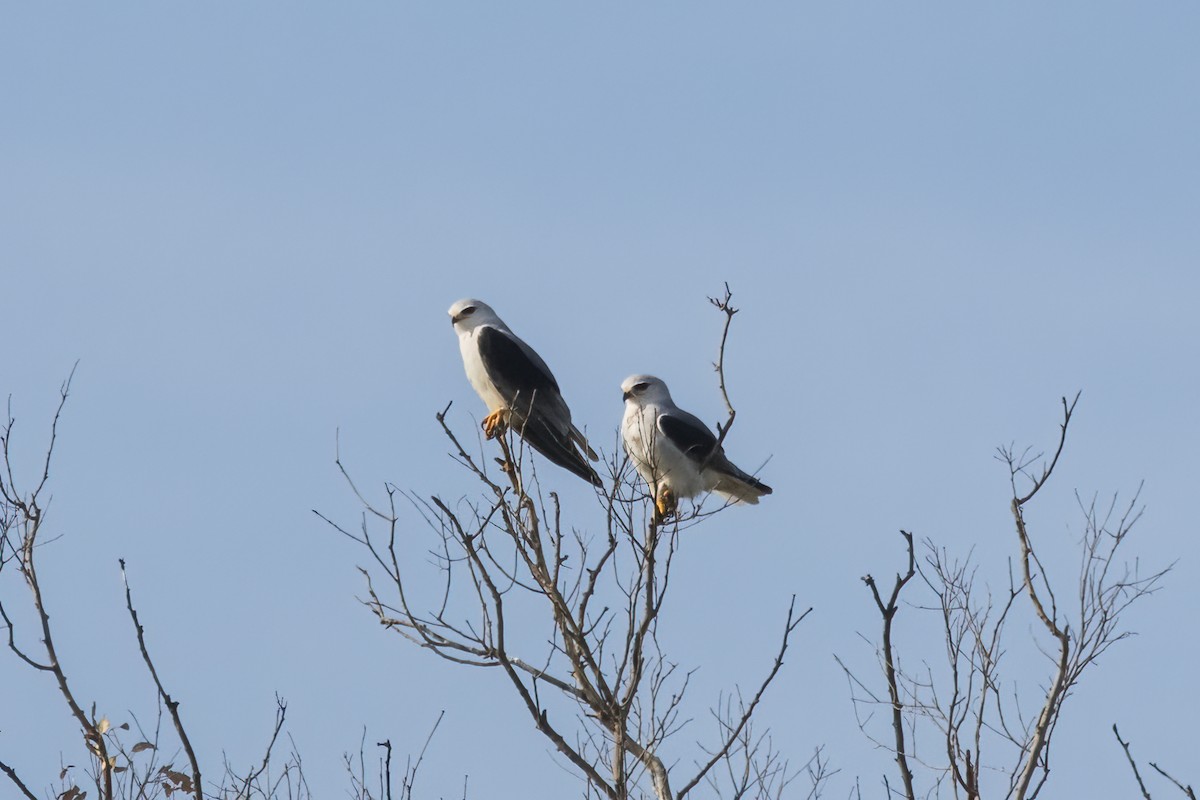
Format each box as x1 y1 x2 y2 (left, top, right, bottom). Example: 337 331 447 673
0 598 52 671
401 710 444 800
120 558 203 800
241 696 287 795
1015 392 1080 506
678 598 810 799
1112 725 1153 800
0 757 38 800
707 283 739 452
1149 762 1197 800
34 363 78 501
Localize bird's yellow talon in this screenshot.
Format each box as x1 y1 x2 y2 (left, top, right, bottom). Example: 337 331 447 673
482 411 506 440
654 488 677 523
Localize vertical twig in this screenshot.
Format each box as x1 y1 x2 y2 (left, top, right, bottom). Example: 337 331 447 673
378 739 392 800
400 710 444 800
707 283 739 450
238 696 287 796
120 559 203 800
861 531 917 800
1009 395 1078 800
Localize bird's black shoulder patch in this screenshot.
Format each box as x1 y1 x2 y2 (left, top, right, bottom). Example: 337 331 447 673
477 326 560 401
659 413 718 460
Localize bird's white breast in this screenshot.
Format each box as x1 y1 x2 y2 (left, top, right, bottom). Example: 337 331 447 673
622 403 657 477
622 402 705 498
459 327 507 412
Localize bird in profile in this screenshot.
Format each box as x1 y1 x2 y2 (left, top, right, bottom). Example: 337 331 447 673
449 299 602 487
621 374 772 520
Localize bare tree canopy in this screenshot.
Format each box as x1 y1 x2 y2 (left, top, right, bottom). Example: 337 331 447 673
4 287 1192 800
321 287 811 800
839 394 1172 800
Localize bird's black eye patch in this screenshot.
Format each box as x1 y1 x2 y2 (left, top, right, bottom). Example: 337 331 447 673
461 306 476 316
634 382 648 392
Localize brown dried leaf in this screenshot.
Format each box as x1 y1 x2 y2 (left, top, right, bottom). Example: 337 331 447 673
132 741 156 754
161 768 192 789
158 766 195 797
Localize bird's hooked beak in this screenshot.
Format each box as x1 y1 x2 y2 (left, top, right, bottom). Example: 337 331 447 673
622 390 632 402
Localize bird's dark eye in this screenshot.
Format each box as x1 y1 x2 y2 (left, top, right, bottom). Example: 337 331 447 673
634 382 648 393
461 306 476 316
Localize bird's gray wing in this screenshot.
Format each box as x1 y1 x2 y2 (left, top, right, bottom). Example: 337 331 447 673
659 410 772 496
657 410 719 463
487 328 597 459
477 326 563 409
477 326 601 486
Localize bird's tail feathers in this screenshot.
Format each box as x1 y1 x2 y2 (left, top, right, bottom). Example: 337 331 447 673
517 418 604 487
710 467 773 506
570 425 600 461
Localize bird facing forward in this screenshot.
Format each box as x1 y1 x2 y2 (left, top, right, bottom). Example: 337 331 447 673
449 299 601 486
621 374 771 520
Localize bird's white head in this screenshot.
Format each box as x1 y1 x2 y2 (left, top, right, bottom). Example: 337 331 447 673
621 374 673 406
448 298 504 334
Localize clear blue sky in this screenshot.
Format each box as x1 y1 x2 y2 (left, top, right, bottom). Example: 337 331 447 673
3 3 1197 798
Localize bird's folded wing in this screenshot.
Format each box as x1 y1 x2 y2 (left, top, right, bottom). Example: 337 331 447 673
658 412 719 462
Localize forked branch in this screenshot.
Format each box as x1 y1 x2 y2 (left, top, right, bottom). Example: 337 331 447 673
0 374 115 800
1007 397 1076 800
861 531 917 800
1114 725 1196 800
708 283 739 450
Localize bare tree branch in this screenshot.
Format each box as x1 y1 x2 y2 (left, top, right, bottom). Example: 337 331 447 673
120 558 204 800
707 282 739 450
1114 723 1197 800
859 531 917 800
1113 725 1154 800
678 598 810 799
0 375 115 799
1008 393 1076 800
839 393 1165 800
1149 763 1197 800
0 756 38 800
232 695 288 798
